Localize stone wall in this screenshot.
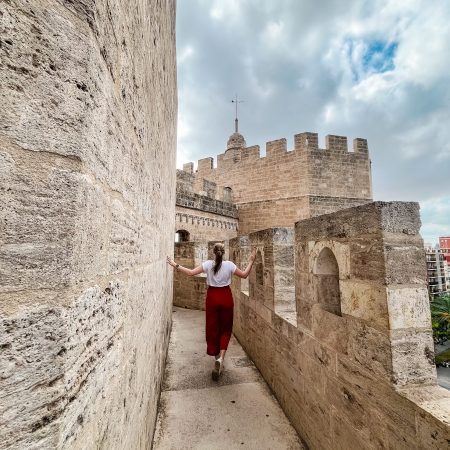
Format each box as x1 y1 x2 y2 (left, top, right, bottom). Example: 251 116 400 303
173 243 208 311
230 202 450 449
0 1 176 449
180 132 372 235
188 134 371 205
175 206 238 242
175 175 238 242
237 195 369 235
176 183 238 218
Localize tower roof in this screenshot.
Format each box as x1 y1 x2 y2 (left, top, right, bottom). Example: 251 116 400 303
227 131 246 151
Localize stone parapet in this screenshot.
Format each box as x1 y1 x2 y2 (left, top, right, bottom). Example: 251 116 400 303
178 131 372 207
230 201 450 449
176 191 238 219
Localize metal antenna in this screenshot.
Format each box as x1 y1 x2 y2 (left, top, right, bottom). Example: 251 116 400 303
231 94 244 133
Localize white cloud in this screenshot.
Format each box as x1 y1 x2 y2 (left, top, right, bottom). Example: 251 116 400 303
209 0 242 22
176 0 450 242
178 45 195 65
420 197 450 245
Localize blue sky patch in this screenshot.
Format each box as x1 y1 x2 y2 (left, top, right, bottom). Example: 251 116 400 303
348 39 398 82
363 40 398 72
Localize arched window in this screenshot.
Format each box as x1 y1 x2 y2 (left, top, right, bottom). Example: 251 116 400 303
223 187 232 202
175 230 190 243
314 247 341 316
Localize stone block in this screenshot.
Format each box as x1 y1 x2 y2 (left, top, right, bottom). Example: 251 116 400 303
348 238 386 282
183 162 193 174
353 138 368 154
294 132 319 151
416 408 450 449
379 202 422 235
295 351 327 396
325 135 348 152
325 376 375 433
387 286 431 330
336 355 417 435
340 280 389 330
330 410 381 450
197 157 213 172
300 384 332 448
254 301 273 324
311 305 349 355
383 236 427 285
346 319 393 381
266 138 287 158
390 329 437 386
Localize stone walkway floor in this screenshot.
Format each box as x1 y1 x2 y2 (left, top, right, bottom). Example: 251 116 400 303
152 307 305 450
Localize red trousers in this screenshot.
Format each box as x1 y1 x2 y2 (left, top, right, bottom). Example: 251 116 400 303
205 286 234 356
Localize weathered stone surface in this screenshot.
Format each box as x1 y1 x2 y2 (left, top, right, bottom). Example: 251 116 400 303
340 280 389 329
387 286 432 330
0 0 176 448
390 329 437 386
228 202 449 449
175 205 238 243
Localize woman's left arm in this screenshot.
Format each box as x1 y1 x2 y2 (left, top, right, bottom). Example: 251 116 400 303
166 256 204 276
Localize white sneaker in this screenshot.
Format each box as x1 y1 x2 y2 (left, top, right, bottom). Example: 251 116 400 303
212 357 223 381
216 357 223 374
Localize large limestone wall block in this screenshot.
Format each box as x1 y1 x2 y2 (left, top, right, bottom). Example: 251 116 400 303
0 0 176 448
295 201 436 386
230 202 449 449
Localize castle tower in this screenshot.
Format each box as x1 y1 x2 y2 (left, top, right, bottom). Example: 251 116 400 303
181 128 373 235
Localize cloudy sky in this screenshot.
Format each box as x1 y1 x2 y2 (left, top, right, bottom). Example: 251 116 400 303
176 0 450 245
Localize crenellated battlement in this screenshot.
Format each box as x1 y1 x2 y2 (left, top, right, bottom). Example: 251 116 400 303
182 132 369 174
177 129 373 220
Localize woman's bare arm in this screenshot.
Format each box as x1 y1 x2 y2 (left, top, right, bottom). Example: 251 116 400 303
166 256 204 276
234 248 256 279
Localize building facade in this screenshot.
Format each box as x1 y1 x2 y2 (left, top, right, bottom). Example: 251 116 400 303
439 236 450 291
426 246 449 297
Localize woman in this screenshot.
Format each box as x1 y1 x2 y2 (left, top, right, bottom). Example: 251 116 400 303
167 243 256 381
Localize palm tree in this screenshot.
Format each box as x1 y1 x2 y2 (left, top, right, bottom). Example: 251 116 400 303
431 295 450 324
430 295 450 344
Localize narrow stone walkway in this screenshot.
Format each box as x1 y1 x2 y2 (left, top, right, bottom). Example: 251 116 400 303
152 307 305 450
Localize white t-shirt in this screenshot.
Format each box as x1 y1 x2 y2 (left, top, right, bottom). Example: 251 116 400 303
202 260 237 287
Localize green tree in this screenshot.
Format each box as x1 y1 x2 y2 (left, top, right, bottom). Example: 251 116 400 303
430 294 450 344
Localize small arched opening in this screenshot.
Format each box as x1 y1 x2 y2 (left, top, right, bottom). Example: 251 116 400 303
314 247 342 316
175 229 190 243
223 186 233 202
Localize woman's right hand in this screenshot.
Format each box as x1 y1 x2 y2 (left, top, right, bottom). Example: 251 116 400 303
166 256 176 268
249 248 257 263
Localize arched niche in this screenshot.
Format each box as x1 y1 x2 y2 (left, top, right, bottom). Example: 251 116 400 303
175 229 190 243
313 247 342 316
223 186 233 203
